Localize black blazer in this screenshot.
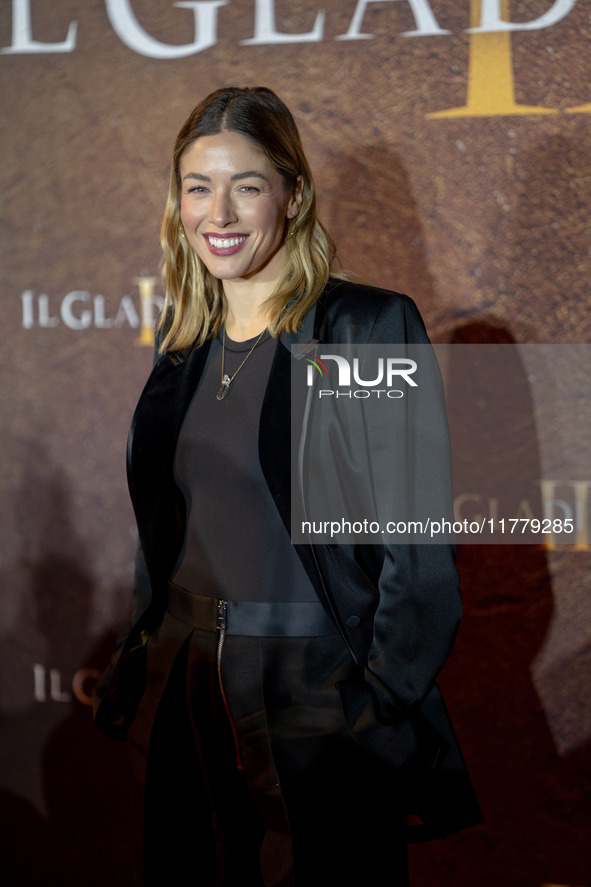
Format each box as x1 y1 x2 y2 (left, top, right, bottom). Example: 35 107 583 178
124 278 482 840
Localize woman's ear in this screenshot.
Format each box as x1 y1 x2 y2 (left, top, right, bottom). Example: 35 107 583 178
286 175 304 219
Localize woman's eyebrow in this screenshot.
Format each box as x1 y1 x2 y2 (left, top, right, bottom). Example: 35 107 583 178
182 170 269 182
182 172 210 181
230 170 268 182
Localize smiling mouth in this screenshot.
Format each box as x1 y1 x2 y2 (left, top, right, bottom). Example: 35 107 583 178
205 234 248 253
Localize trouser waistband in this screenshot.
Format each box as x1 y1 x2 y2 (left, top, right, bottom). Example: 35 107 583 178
166 582 338 638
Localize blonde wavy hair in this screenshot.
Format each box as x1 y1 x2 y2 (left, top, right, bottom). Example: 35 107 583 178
158 86 336 353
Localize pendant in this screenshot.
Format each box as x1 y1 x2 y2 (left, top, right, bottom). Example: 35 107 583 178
216 374 231 401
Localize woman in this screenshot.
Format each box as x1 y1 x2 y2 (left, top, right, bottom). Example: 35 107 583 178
95 86 481 886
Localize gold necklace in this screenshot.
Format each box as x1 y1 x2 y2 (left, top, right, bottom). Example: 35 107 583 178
216 326 266 401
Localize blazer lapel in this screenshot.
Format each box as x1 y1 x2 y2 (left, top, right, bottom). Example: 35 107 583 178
259 339 293 532
259 303 318 535
259 314 341 625
128 341 211 594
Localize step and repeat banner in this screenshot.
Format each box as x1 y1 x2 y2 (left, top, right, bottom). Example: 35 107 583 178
1 2 590 885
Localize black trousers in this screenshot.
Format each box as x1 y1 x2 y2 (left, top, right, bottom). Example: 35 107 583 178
126 607 409 887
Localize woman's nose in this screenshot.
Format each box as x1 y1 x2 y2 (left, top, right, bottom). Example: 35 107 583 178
209 189 237 227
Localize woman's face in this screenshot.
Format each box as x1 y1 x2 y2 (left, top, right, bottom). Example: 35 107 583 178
179 131 302 288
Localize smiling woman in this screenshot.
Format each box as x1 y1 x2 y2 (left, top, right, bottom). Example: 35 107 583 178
93 86 481 887
157 86 334 353
179 131 303 328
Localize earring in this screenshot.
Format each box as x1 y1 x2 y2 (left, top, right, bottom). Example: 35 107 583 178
179 224 186 238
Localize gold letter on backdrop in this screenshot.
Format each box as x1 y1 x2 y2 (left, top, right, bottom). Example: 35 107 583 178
471 0 577 32
539 480 591 550
135 277 163 347
427 0 560 117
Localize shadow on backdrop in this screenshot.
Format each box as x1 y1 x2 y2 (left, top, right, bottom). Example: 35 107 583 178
410 321 591 887
0 443 139 887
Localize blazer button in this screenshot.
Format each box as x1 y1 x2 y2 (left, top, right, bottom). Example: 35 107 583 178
346 615 360 628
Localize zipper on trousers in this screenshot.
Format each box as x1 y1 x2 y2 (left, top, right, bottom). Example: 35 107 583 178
216 600 243 770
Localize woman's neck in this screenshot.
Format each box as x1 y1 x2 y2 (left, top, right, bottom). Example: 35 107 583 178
222 281 272 342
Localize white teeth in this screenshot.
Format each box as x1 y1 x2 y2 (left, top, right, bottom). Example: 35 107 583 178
207 235 247 248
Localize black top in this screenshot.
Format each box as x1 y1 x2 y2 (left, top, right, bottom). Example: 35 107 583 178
172 330 317 602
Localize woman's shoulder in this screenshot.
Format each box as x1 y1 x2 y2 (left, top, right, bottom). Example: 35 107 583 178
316 276 429 344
